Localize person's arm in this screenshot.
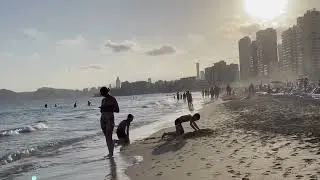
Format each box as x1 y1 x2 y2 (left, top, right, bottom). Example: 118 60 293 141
114 98 119 113
190 120 200 131
126 124 130 141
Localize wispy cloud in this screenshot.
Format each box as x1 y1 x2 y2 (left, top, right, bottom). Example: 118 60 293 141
57 35 87 47
80 65 104 70
22 28 45 40
105 40 134 53
145 45 176 56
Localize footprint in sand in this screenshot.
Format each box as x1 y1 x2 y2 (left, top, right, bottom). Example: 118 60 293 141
200 157 206 161
156 172 163 176
303 158 316 165
309 175 317 180
296 175 304 179
291 152 298 156
186 172 192 176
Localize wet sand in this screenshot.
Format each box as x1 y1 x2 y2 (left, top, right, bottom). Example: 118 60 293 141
123 96 320 180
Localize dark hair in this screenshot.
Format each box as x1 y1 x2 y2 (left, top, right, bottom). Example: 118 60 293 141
100 87 110 97
193 113 200 120
128 114 134 119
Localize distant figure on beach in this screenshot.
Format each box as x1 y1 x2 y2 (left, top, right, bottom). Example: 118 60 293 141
210 87 214 99
54 104 57 107
226 84 232 96
214 85 220 99
202 89 205 98
162 113 201 139
176 92 180 101
74 103 77 108
186 91 193 110
88 101 91 106
45 104 48 108
99 87 119 157
180 94 183 100
183 93 186 101
114 114 134 145
249 83 255 97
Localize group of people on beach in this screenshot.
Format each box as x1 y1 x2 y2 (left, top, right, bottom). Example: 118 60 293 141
99 87 201 157
174 91 194 110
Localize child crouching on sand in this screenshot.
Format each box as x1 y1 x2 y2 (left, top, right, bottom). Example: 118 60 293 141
162 113 200 139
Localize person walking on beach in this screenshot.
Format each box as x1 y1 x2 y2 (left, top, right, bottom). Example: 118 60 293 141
162 113 201 139
186 91 193 110
176 92 180 101
99 87 119 157
115 114 134 145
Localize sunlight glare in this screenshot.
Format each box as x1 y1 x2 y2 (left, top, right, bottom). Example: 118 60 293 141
244 0 288 20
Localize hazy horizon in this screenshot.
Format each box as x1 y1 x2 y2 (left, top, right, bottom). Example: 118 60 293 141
0 0 318 92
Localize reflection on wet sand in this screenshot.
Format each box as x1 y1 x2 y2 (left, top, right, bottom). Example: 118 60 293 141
106 157 118 180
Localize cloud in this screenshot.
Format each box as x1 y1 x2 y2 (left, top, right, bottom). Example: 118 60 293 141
23 28 45 40
57 35 87 47
145 45 176 56
105 40 133 53
80 65 104 70
238 23 261 35
188 34 205 44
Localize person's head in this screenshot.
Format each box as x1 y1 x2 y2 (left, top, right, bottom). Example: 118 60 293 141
127 114 134 122
100 87 110 97
192 113 200 121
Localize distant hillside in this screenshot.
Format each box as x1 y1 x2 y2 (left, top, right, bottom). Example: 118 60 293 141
0 87 92 102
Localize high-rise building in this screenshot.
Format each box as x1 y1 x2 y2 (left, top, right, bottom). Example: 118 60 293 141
196 62 200 79
280 26 303 79
116 77 121 89
200 71 205 80
238 36 252 80
256 28 278 77
250 40 259 77
298 9 320 80
278 44 285 72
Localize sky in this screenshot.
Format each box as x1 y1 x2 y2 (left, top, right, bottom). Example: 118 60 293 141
0 0 319 92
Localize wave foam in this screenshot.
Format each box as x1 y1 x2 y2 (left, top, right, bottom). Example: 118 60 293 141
0 122 48 138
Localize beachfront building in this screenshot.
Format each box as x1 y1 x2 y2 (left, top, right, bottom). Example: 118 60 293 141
200 71 205 80
256 28 278 77
239 36 252 81
298 9 320 81
116 76 121 89
280 26 303 79
196 62 200 79
250 40 259 78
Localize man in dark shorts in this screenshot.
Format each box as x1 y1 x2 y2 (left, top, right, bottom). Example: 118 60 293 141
115 114 134 145
162 113 200 139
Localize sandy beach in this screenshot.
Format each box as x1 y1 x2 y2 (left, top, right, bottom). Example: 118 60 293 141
123 96 320 180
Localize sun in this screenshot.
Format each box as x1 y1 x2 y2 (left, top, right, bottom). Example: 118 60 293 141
244 0 288 20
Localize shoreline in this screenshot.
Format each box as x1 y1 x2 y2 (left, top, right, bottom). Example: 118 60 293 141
122 96 320 180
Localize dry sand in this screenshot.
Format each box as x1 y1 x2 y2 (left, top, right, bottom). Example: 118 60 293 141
122 96 320 180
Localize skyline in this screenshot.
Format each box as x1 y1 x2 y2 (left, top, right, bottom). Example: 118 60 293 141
1 0 319 92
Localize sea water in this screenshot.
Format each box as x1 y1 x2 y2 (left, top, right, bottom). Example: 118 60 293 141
0 93 211 180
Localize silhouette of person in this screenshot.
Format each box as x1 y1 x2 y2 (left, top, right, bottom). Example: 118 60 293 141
99 87 119 157
45 104 48 108
54 104 57 107
176 92 180 101
74 103 77 108
87 101 91 106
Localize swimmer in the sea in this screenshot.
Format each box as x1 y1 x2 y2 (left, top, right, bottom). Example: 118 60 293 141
162 113 200 139
114 114 134 145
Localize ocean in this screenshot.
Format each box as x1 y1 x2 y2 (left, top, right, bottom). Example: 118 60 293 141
0 92 210 180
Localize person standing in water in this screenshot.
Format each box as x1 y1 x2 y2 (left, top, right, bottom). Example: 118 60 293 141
176 92 180 101
45 104 48 108
74 102 77 108
99 87 119 157
88 101 91 106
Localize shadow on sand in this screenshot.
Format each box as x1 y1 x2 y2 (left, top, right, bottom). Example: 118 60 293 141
152 128 215 155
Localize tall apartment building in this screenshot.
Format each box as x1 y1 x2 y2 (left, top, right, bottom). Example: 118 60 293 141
299 9 320 80
238 36 252 80
250 40 259 77
256 28 278 77
280 26 303 79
